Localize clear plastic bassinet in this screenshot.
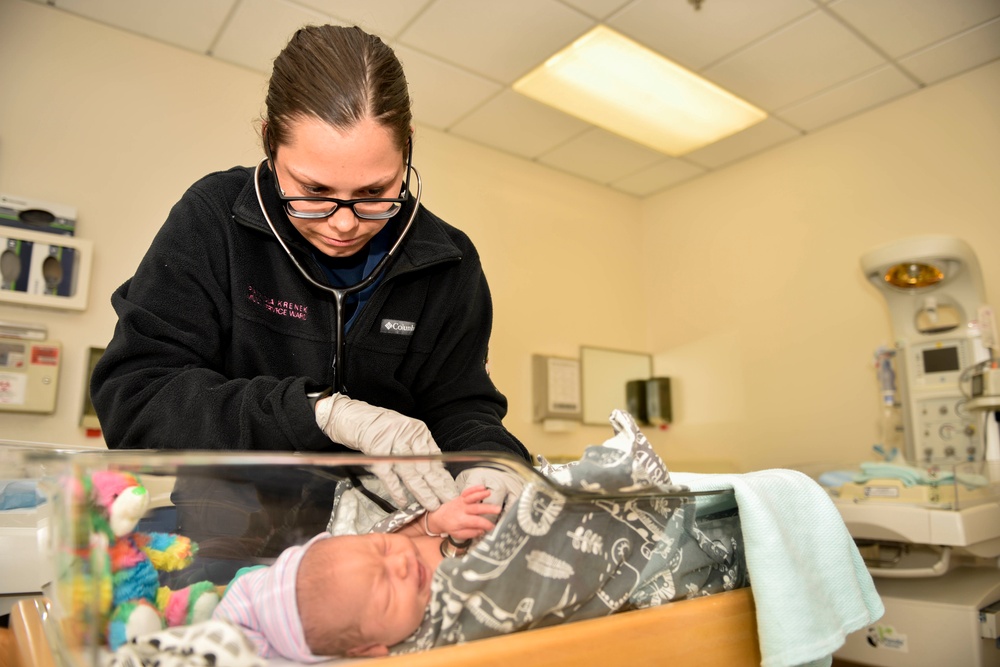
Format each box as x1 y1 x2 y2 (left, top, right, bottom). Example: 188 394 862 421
4 444 743 666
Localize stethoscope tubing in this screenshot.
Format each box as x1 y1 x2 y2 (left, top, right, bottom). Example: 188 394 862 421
253 158 422 392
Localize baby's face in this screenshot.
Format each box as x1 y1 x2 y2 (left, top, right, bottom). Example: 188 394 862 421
317 532 440 651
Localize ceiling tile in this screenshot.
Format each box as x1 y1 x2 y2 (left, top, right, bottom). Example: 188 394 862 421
611 158 707 197
703 10 886 109
52 0 236 53
290 0 433 38
608 0 816 71
397 0 595 83
212 0 334 73
392 45 502 130
775 65 917 131
536 127 665 184
28 0 999 198
827 0 1000 58
560 0 633 21
448 90 591 159
898 18 1000 85
683 117 801 169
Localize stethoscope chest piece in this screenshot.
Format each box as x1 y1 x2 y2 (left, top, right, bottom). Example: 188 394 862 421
440 536 474 558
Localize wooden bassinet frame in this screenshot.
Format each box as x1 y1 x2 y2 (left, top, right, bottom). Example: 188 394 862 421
376 587 761 667
9 588 760 667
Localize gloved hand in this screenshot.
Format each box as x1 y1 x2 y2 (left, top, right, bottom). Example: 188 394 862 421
315 393 458 510
455 467 524 515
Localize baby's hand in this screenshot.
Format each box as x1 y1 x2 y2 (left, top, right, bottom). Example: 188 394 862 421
425 485 501 541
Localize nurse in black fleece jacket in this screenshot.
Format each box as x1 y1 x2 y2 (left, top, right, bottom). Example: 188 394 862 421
91 25 529 530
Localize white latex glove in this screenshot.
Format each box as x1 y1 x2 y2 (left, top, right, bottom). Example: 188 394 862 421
455 467 524 514
315 393 459 510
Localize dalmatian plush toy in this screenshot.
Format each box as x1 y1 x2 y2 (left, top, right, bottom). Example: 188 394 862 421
105 619 264 667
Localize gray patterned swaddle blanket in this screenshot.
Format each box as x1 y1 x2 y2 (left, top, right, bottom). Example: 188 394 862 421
329 410 747 654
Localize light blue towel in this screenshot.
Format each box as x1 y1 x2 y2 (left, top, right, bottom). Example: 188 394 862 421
672 469 884 667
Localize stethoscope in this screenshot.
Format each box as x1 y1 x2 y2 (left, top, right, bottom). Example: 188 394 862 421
254 156 485 553
253 157 422 393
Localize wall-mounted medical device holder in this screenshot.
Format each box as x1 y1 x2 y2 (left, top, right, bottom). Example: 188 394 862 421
0 193 77 237
0 227 93 310
532 355 582 424
645 377 673 426
80 346 105 432
626 379 648 424
0 321 61 414
626 377 672 426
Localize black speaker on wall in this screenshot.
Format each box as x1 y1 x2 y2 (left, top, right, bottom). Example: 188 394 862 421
646 377 672 425
625 379 648 425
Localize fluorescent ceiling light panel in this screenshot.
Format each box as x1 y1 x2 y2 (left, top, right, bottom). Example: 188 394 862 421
513 25 767 156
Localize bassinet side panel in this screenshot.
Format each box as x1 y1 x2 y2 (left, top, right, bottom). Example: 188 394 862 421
376 587 760 667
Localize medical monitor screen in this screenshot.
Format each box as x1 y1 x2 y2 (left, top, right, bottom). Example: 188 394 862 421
922 346 960 374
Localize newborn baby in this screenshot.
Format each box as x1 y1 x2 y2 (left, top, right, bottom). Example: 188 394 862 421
212 486 498 661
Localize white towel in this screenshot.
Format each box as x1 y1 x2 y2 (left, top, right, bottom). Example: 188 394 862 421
673 469 884 667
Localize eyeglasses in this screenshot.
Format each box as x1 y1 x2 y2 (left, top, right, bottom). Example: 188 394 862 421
264 138 412 221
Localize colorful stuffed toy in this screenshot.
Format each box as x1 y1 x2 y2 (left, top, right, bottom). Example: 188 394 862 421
80 470 221 650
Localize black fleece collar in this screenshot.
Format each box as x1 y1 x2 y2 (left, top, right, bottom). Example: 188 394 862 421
229 164 461 279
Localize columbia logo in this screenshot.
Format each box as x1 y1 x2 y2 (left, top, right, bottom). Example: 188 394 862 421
381 319 416 335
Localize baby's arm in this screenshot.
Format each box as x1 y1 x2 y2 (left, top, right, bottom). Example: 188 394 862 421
399 485 501 541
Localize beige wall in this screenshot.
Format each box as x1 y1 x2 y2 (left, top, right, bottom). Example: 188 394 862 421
2 0 998 472
0 0 645 455
638 60 1000 470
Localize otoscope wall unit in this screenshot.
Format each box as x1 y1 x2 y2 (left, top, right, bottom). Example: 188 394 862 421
0 228 93 311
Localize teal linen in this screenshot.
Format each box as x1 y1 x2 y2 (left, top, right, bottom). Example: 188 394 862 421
674 469 885 667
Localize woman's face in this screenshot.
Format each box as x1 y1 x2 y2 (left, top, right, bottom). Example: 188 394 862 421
271 115 407 258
